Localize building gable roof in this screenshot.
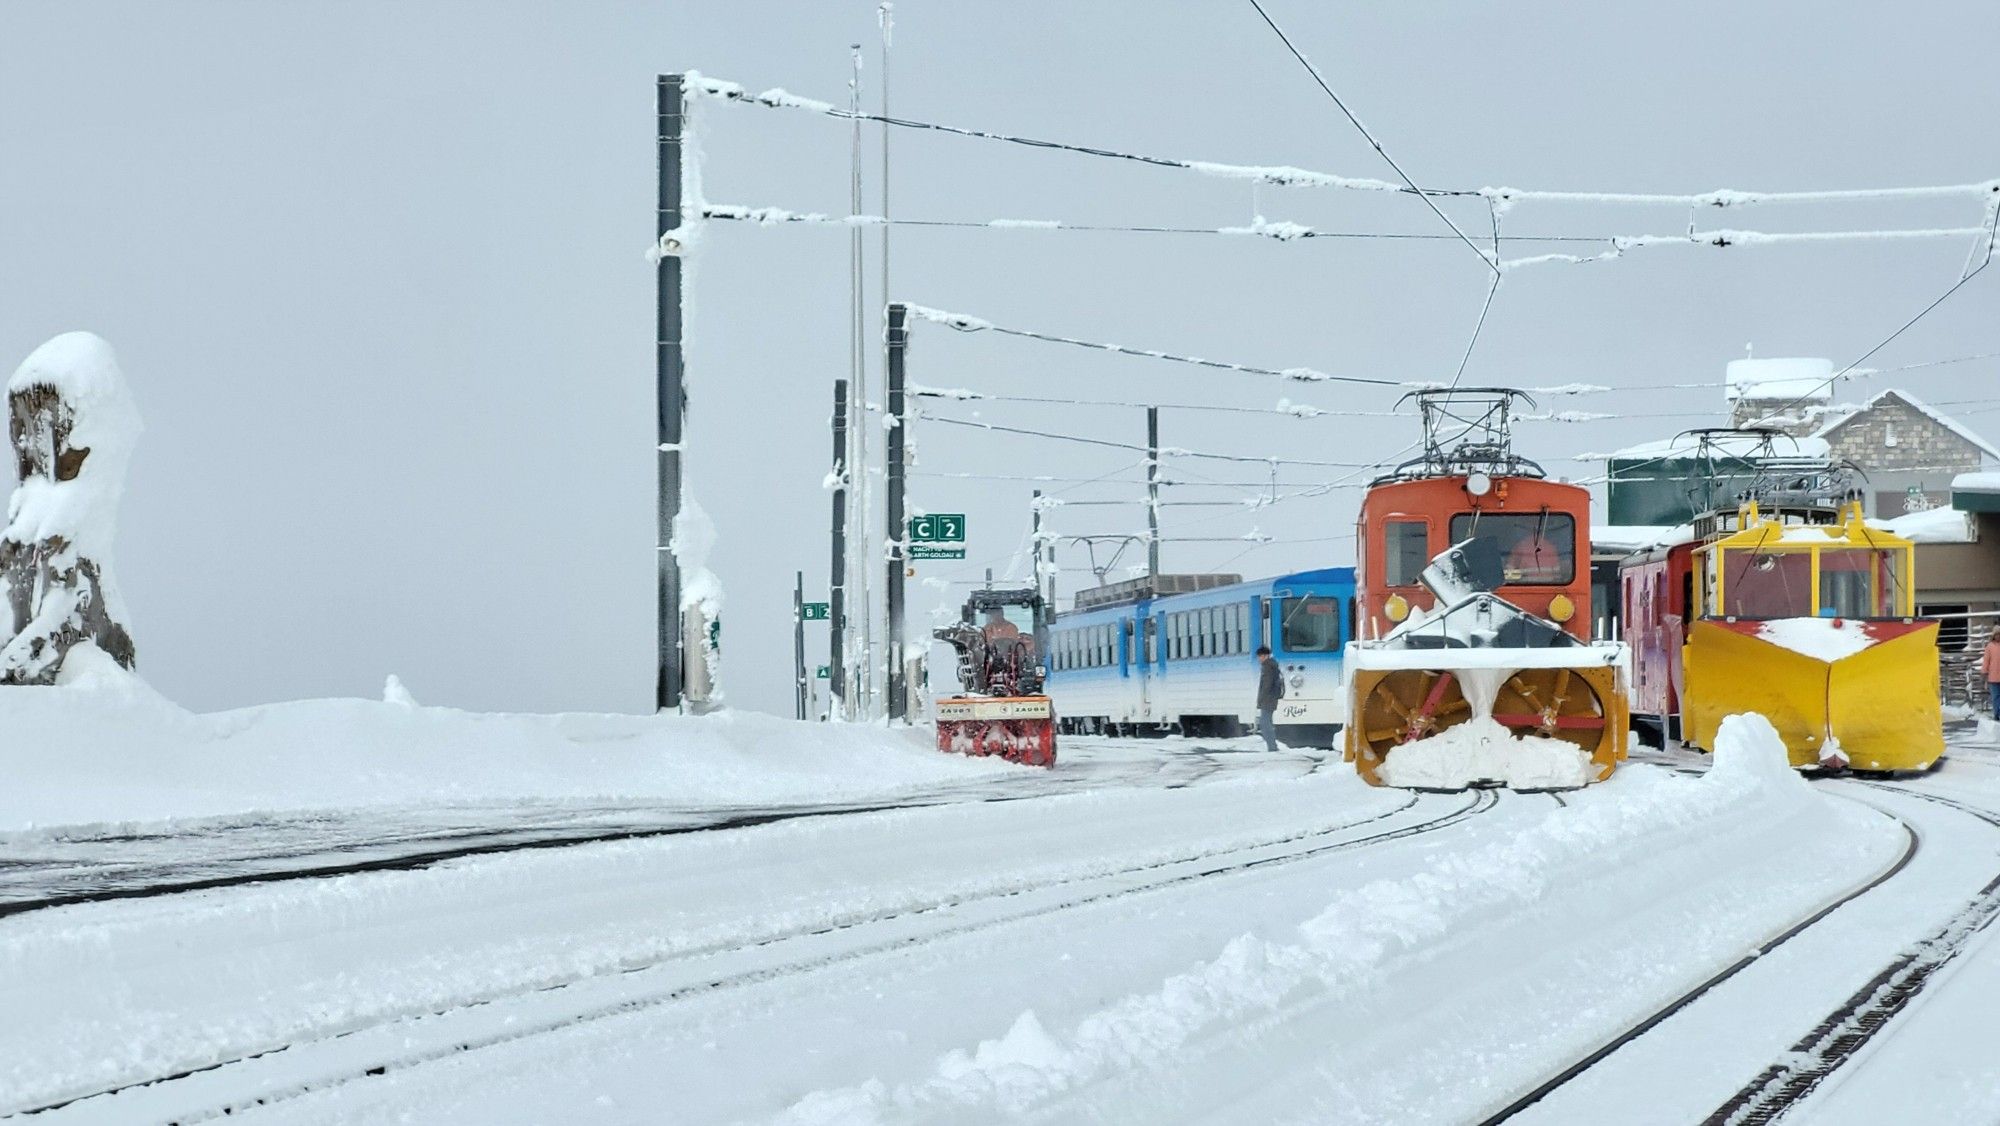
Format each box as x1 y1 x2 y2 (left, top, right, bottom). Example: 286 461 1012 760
1812 388 2000 462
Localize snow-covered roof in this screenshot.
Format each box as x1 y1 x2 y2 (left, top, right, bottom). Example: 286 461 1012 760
1607 431 1830 462
1954 471 2000 493
1872 507 1975 544
1591 524 1693 554
1723 357 1833 403
1813 388 2000 462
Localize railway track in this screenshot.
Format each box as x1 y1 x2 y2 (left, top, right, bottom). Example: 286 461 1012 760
1701 784 2000 1124
1476 800 1921 1125
0 745 1319 921
15 787 1491 1122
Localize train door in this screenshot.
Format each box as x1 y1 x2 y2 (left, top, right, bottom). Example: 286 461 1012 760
1138 612 1157 723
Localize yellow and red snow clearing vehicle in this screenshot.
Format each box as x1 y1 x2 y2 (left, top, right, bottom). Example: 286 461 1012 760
1624 475 1943 772
933 588 1056 767
1345 391 1630 791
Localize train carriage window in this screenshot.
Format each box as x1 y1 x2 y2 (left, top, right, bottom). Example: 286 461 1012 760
1347 597 1358 645
1233 604 1247 654
1195 609 1208 657
1447 512 1576 585
1280 596 1343 651
1385 520 1430 587
1145 616 1158 664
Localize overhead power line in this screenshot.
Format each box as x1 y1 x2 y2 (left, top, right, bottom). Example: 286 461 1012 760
914 412 1371 469
901 303 1414 388
683 71 2000 211
700 203 2000 273
1245 0 1499 275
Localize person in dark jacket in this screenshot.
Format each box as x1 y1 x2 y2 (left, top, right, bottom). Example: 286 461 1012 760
1255 646 1284 752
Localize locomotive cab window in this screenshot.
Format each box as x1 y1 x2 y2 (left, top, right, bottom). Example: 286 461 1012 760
1720 550 1811 618
1280 596 1342 651
1384 520 1430 587
1818 547 1900 618
1447 512 1576 585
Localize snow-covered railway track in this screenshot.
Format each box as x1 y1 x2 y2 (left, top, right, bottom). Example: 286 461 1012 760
0 747 1319 921
15 788 1494 1124
1701 784 2000 1124
1478 804 1922 1125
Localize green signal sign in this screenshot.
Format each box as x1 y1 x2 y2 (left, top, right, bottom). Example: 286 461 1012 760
909 514 966 543
801 602 830 621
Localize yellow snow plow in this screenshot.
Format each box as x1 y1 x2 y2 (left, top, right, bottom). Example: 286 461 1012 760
1679 497 1944 773
1682 618 1942 771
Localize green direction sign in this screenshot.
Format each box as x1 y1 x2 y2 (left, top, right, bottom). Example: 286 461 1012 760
910 545 967 561
909 514 967 543
801 601 830 621
815 665 831 679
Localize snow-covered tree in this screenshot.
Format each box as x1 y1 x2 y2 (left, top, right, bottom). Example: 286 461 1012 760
0 332 142 683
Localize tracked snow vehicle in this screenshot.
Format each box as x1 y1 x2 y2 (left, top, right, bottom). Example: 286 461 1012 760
1345 390 1630 789
932 587 1056 767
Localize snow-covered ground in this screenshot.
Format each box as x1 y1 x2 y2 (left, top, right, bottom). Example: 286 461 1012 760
0 669 1022 833
14 708 1998 1125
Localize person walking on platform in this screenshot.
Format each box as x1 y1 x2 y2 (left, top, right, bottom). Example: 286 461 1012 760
1256 646 1284 752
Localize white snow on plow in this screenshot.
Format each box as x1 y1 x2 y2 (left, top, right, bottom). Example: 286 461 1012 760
1375 716 1592 790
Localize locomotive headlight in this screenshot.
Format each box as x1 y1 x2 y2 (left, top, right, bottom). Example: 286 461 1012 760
1548 593 1576 623
1385 594 1410 622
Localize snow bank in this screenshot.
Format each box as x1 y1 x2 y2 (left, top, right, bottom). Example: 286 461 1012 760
0 678 1014 831
1375 717 1591 790
1706 711 1811 790
778 718 1845 1123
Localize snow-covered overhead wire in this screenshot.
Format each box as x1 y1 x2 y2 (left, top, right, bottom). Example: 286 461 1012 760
699 204 1614 243
914 412 1370 469
700 204 1997 273
901 303 1414 389
1245 0 1500 275
683 72 2000 212
1740 251 1997 428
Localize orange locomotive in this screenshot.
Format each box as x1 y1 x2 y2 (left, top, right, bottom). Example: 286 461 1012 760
1345 390 1630 790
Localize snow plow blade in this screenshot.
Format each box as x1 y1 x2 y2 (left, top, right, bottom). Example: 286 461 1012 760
935 696 1056 768
1346 652 1627 790
1683 619 1942 771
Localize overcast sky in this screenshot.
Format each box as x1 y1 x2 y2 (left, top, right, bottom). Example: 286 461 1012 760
3 2 1997 717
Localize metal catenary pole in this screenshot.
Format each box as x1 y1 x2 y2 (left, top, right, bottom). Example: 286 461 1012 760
846 44 873 720
654 73 686 713
793 570 807 720
829 377 850 718
885 302 909 721
1031 488 1044 606
1146 406 1161 586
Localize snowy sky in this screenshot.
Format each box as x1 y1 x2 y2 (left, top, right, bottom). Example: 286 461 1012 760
3 2 1998 717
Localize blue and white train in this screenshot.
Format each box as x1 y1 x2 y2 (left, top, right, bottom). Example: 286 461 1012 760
1043 568 1357 747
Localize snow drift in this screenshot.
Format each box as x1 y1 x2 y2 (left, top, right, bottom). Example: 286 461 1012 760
779 712 1885 1123
0 668 1015 831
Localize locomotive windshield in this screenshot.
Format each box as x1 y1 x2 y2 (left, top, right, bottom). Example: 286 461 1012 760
1446 512 1576 585
1280 596 1343 651
1718 545 1902 619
